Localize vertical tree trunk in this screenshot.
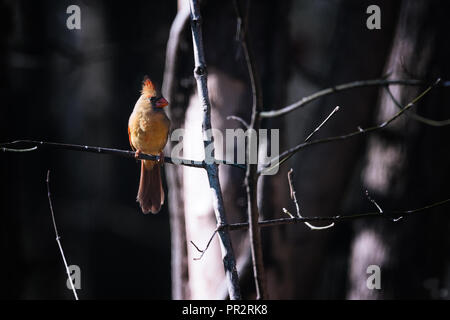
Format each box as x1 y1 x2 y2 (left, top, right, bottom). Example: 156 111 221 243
162 3 191 300
348 0 450 299
166 0 291 299
265 0 400 298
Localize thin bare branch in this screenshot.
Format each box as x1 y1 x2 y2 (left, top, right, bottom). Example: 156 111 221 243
285 168 334 230
234 0 267 300
287 169 300 217
260 105 341 175
189 0 241 300
384 85 450 126
365 190 383 214
282 208 295 219
190 228 219 260
46 170 79 300
218 197 450 232
365 190 403 222
226 115 250 129
304 106 340 142
0 140 245 170
1 146 38 152
260 78 442 175
191 196 450 258
260 78 449 118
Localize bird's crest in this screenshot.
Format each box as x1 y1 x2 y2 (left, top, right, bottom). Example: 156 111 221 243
141 76 156 97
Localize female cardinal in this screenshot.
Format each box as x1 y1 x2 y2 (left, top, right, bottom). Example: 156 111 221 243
128 76 170 214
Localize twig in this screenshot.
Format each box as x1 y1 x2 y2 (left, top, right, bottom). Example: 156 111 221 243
282 208 295 218
365 190 383 214
260 78 449 118
1 146 38 152
219 197 450 232
285 168 334 230
384 85 450 126
234 0 267 300
260 79 442 175
189 0 241 300
365 190 403 222
304 106 340 142
226 115 250 129
46 170 79 300
193 196 450 256
190 228 219 260
261 105 340 175
0 140 246 170
287 169 300 218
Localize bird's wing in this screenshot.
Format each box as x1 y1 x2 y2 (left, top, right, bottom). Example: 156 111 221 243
128 126 136 151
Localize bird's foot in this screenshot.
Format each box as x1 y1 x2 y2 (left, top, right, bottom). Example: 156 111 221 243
134 150 142 159
157 151 165 165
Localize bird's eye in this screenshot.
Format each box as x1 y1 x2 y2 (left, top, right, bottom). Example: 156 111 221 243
149 97 157 103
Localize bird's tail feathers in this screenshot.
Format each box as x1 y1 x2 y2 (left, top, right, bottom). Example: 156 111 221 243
137 160 164 214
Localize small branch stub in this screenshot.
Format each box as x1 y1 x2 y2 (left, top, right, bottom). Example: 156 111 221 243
194 66 206 77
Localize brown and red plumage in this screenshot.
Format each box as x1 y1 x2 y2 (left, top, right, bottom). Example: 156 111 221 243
128 76 170 214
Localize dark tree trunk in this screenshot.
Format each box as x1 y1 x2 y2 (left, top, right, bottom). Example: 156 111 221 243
266 0 400 299
348 0 450 299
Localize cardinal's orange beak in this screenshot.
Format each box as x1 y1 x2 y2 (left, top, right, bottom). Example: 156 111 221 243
156 97 169 108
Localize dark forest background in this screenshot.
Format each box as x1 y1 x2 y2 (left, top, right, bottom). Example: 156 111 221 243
1 0 450 299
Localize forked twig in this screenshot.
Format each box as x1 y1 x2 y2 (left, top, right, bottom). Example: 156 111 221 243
384 85 450 126
223 196 450 231
190 228 219 260
192 196 450 256
261 79 442 175
261 105 341 175
226 115 250 129
283 168 334 230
